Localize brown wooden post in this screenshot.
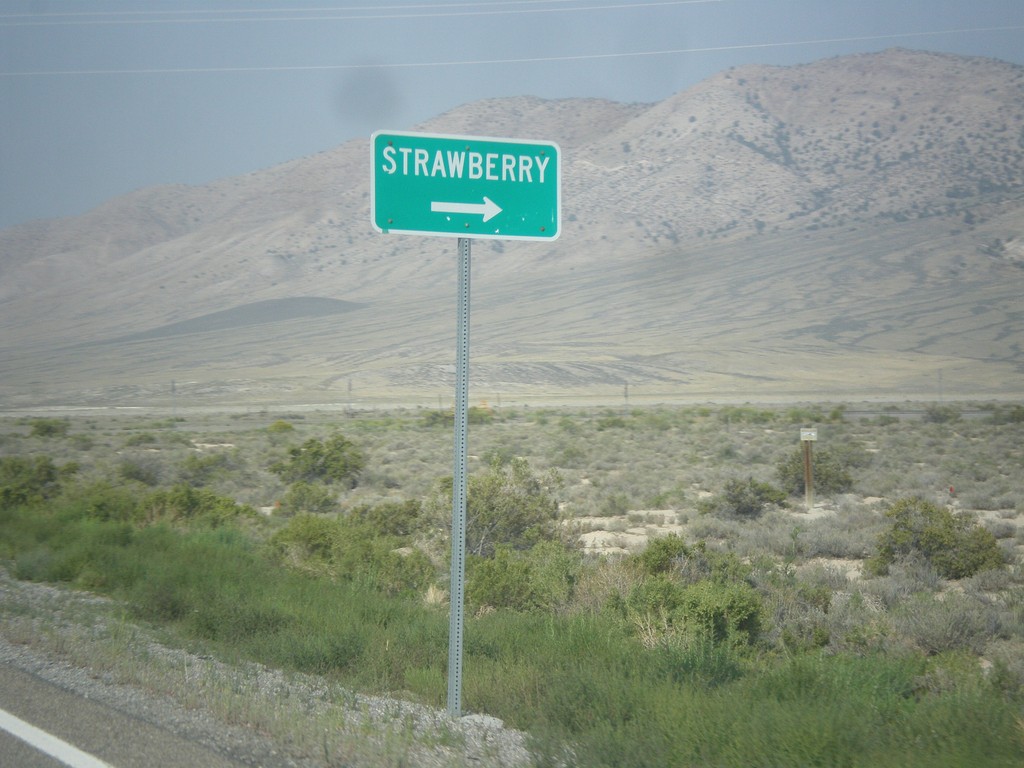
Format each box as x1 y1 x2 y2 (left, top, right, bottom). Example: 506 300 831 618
800 427 817 510
803 439 813 510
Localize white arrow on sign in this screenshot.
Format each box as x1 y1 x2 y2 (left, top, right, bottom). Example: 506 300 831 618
431 196 502 223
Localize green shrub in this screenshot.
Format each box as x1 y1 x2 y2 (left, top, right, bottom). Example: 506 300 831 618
14 518 136 587
265 419 295 446
367 545 435 597
467 541 581 612
270 432 365 487
525 540 582 611
177 452 230 486
467 546 535 611
635 533 689 575
678 580 763 645
329 521 433 596
718 406 775 424
29 418 70 438
123 432 158 447
0 455 65 505
268 510 433 596
705 477 787 518
280 481 338 515
420 409 451 427
348 499 422 537
58 480 142 523
596 413 627 430
632 536 751 587
867 497 1004 579
626 574 686 617
784 407 828 424
988 404 1024 424
420 407 493 428
622 537 761 647
675 542 753 586
924 404 961 423
624 576 763 646
141 485 256 527
118 457 161 486
268 513 339 570
468 406 495 425
776 447 854 496
430 457 560 557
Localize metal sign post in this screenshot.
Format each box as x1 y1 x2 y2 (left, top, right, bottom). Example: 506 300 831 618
370 129 560 720
447 237 471 718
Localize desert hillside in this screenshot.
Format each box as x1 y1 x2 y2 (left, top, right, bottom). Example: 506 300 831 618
1 48 1022 407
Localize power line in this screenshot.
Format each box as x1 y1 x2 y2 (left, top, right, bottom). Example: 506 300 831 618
0 0 724 27
0 0 679 14
1 24 1021 77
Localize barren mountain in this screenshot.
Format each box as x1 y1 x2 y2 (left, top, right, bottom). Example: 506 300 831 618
1 48 1022 407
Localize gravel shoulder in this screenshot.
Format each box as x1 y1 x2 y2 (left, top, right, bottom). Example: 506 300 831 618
0 568 532 768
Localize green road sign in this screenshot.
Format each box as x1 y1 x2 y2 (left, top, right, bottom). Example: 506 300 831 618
371 130 560 241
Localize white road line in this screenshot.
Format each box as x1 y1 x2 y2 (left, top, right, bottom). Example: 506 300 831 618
0 706 114 768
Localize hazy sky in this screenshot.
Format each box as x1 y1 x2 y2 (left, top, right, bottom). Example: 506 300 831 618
1 0 1022 230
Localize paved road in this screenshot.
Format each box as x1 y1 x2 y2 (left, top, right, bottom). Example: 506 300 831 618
0 663 248 768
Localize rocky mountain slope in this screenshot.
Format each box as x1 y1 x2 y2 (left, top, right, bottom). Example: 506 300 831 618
1 48 1022 407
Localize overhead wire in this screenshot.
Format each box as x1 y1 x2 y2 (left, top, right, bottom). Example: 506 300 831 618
0 1 1020 76
0 0 725 27
1 23 1022 77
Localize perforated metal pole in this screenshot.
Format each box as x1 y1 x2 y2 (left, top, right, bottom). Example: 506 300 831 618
447 237 471 718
